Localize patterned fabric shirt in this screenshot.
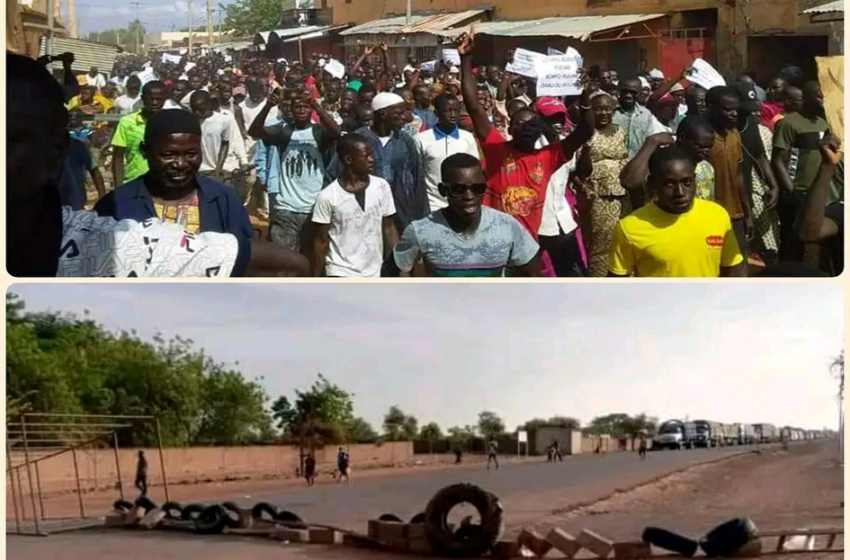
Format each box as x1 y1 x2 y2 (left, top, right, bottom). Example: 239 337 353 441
695 160 716 202
58 208 238 277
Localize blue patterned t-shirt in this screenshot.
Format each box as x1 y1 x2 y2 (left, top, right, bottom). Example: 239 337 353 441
393 206 540 277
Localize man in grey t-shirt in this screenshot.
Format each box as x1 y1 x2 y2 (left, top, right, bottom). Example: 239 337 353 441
393 153 540 277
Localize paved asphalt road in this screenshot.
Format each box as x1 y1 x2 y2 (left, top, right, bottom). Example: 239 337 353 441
223 445 765 531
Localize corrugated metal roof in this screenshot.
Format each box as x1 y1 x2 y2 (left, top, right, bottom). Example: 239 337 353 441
802 0 843 13
340 6 492 36
282 24 352 42
441 13 665 41
255 25 327 44
38 36 120 75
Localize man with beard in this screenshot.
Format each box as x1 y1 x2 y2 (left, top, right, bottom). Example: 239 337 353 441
111 80 167 187
394 153 540 277
456 33 592 243
706 86 753 263
608 146 745 277
414 93 479 212
6 52 309 278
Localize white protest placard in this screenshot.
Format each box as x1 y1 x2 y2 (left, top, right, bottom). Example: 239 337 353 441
323 58 346 79
565 46 584 68
510 48 546 78
420 60 438 72
686 58 726 90
535 54 582 97
137 68 156 86
161 53 182 65
442 48 461 66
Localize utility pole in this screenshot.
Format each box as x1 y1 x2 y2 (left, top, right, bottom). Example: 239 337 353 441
405 0 411 25
188 0 193 56
131 2 141 53
205 0 213 47
68 0 77 37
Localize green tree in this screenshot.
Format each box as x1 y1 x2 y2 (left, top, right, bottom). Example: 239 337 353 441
477 411 505 439
519 416 581 432
383 405 411 441
447 425 476 450
419 422 443 454
6 295 274 447
584 413 634 438
275 374 356 446
223 0 283 37
86 21 146 52
347 417 379 443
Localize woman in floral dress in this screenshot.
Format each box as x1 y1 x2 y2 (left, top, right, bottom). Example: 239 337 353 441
750 123 781 262
575 91 632 277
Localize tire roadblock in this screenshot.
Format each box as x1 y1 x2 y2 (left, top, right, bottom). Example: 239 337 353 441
104 490 837 559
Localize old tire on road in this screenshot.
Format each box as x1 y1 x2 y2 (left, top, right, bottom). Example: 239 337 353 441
424 483 504 558
642 527 700 557
700 518 758 557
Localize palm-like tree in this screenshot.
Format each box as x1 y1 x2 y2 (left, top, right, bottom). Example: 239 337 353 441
831 350 844 460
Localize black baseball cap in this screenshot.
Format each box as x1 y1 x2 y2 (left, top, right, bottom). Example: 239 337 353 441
735 80 761 113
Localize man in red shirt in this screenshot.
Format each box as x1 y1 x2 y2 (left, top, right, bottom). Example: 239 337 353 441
456 33 593 238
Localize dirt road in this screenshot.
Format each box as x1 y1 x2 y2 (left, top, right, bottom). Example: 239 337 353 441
9 440 840 560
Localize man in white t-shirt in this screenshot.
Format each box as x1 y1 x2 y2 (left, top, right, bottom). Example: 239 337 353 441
414 93 479 212
114 75 143 115
312 134 399 277
190 90 231 179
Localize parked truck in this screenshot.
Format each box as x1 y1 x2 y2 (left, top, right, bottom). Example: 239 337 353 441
734 423 757 445
693 420 721 447
754 423 779 443
655 420 699 449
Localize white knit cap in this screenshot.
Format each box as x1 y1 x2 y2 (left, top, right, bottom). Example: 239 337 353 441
638 77 651 89
371 92 406 111
649 68 664 79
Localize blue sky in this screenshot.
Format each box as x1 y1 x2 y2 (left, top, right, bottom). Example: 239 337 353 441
9 283 844 432
73 0 222 36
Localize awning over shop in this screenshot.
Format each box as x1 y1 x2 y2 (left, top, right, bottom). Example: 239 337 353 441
441 13 665 41
39 36 120 75
339 5 493 36
801 0 843 13
254 25 330 45
282 24 352 42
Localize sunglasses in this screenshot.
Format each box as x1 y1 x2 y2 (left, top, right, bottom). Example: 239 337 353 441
442 182 487 197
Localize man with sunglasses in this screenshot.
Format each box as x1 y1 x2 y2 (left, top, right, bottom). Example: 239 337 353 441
393 153 540 277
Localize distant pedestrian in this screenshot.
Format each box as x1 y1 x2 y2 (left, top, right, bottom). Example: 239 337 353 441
454 448 463 464
304 454 317 486
551 440 563 462
337 448 351 485
135 450 148 496
638 437 648 460
486 437 500 470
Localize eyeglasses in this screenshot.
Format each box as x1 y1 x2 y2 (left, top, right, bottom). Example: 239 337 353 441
442 182 487 197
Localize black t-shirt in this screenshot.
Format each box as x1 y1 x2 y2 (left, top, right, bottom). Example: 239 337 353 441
738 115 765 195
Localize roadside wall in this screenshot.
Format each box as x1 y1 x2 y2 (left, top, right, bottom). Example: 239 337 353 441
8 442 414 495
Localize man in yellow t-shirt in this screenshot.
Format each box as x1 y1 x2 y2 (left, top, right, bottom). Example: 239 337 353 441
608 146 747 278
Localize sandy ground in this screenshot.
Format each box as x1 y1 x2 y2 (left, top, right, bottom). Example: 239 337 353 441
7 440 841 560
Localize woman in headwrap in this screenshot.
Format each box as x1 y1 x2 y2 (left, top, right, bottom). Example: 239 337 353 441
575 90 631 277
